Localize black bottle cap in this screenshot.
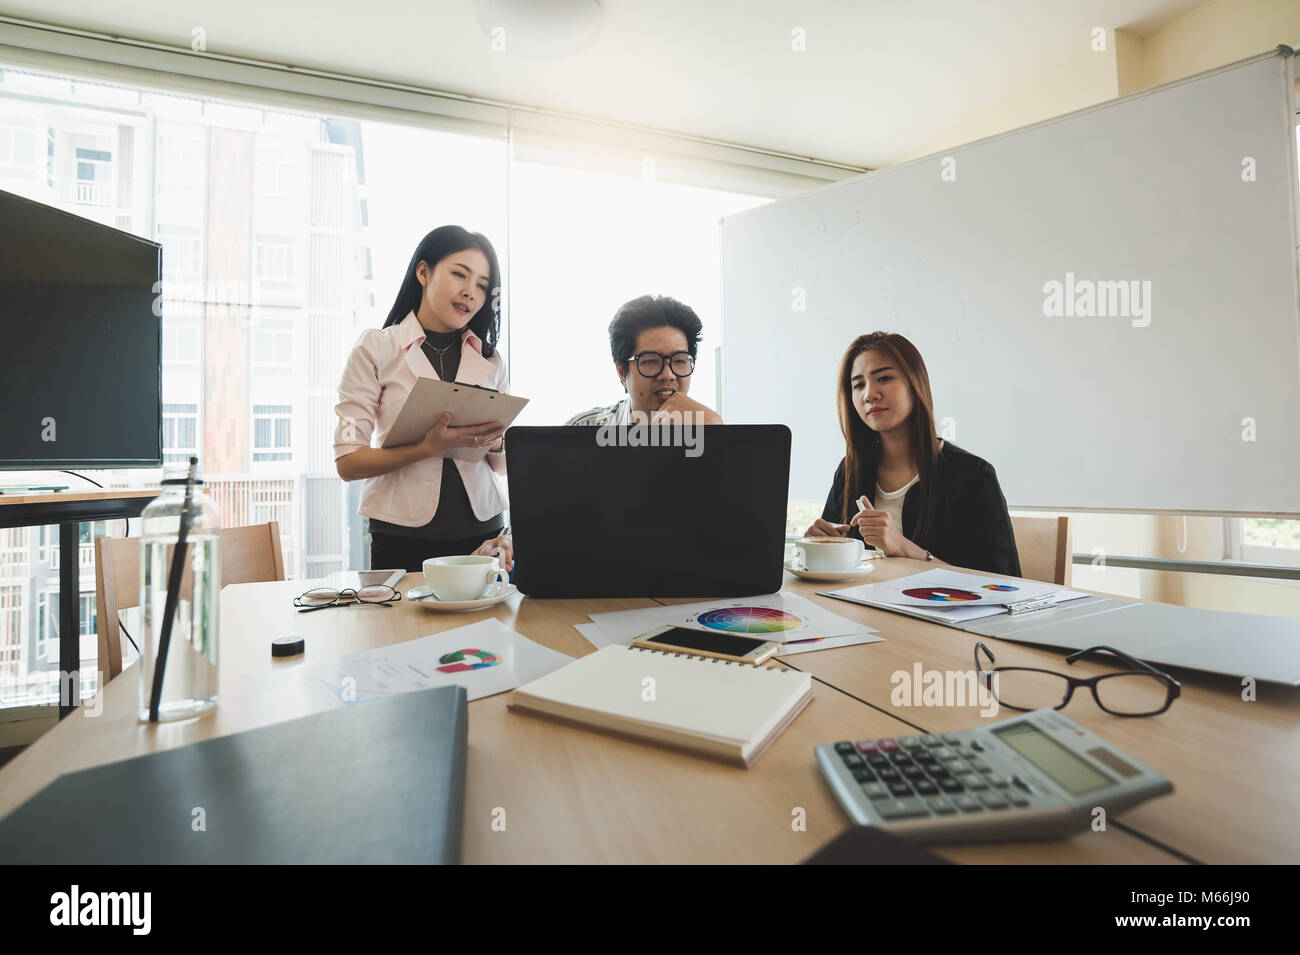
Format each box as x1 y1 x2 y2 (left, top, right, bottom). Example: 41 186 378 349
272 636 305 657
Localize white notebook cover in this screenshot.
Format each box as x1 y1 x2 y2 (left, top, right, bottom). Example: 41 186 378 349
508 645 814 766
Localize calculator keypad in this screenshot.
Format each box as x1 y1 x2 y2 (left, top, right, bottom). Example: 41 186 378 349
832 732 1025 819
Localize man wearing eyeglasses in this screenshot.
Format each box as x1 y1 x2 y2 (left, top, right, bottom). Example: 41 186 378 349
565 294 724 427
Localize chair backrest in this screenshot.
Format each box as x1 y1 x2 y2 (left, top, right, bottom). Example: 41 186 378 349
219 521 287 587
94 535 139 685
1010 515 1072 586
93 521 287 683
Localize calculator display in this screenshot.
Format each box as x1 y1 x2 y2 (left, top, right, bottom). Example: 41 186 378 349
992 722 1113 795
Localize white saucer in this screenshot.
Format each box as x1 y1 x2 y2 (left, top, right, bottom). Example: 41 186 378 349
405 583 518 612
783 559 876 582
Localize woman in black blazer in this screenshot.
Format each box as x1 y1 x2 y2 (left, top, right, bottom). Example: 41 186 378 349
804 332 1021 576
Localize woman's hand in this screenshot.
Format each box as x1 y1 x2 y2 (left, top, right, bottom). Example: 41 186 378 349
417 413 506 458
473 534 513 572
803 517 852 538
851 496 922 558
652 393 723 426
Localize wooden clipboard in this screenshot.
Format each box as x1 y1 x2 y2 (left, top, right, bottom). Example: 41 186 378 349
381 377 529 462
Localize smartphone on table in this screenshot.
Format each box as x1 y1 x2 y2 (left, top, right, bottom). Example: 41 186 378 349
630 626 780 664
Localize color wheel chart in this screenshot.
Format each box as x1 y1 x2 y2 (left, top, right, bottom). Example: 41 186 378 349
690 606 806 634
901 587 982 603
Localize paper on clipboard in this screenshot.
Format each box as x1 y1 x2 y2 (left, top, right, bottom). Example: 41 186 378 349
381 377 530 461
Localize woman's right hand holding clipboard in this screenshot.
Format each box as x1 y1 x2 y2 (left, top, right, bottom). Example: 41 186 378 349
417 413 506 457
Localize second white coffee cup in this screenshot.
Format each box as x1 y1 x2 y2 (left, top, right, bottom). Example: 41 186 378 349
422 555 509 602
795 537 866 572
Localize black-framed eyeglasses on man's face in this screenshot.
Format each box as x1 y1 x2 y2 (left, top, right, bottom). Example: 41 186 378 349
974 642 1181 717
627 350 694 378
293 585 401 613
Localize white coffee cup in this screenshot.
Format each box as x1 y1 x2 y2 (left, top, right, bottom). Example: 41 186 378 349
422 555 509 602
794 537 866 572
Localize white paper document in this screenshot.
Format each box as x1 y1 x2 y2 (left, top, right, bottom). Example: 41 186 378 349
580 591 879 649
823 570 1091 625
775 632 882 656
253 619 573 708
574 622 625 651
860 568 1072 608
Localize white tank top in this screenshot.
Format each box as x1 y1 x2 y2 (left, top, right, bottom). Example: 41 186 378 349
875 474 919 530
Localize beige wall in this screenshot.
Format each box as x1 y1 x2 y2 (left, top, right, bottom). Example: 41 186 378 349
924 1 1300 619
907 29 1121 160
1140 0 1300 89
913 1 1300 159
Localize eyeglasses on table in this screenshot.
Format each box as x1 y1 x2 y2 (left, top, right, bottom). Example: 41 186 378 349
293 585 402 613
974 642 1181 717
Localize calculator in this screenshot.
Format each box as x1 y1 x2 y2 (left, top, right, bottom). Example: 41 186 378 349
816 709 1173 843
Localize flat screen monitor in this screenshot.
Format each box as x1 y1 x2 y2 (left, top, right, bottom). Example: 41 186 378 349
0 189 162 469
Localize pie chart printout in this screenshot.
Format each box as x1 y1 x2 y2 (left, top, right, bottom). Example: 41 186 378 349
901 587 982 603
436 648 501 673
694 607 805 633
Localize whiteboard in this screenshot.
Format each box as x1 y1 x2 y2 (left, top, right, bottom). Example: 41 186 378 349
721 50 1300 515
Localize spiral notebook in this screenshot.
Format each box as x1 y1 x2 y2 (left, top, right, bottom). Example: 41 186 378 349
508 645 814 767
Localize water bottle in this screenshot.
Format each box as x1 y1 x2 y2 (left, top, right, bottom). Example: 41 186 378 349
137 458 222 722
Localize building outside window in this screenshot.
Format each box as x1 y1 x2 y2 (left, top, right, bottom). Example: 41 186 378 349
35 591 51 664
0 113 35 174
252 318 294 375
255 233 296 291
162 403 200 463
70 144 112 205
252 404 293 463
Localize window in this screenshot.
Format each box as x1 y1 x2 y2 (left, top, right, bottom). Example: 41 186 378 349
508 161 767 427
157 223 202 288
161 311 201 367
79 593 96 637
36 591 52 663
162 403 199 463
252 319 293 375
253 404 293 462
158 133 203 188
1239 518 1300 569
0 584 22 686
0 113 35 173
72 145 112 205
256 149 299 199
255 234 296 290
254 500 291 530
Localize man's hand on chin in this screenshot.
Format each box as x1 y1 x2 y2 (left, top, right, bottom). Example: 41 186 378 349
652 392 724 426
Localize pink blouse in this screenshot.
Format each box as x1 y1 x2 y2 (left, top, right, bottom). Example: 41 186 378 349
332 311 508 526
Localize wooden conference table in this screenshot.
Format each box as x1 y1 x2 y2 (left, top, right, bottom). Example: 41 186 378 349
0 557 1293 864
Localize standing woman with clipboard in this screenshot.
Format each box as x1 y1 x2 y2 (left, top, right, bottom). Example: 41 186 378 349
333 226 514 573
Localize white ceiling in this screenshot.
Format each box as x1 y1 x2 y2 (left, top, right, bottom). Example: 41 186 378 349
0 0 1209 167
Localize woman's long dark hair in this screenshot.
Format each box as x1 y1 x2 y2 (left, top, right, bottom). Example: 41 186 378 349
383 226 501 358
837 332 941 541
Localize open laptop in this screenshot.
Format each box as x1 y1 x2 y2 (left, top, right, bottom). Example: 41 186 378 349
505 425 791 597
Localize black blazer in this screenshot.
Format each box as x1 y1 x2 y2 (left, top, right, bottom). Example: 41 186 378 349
820 441 1021 577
